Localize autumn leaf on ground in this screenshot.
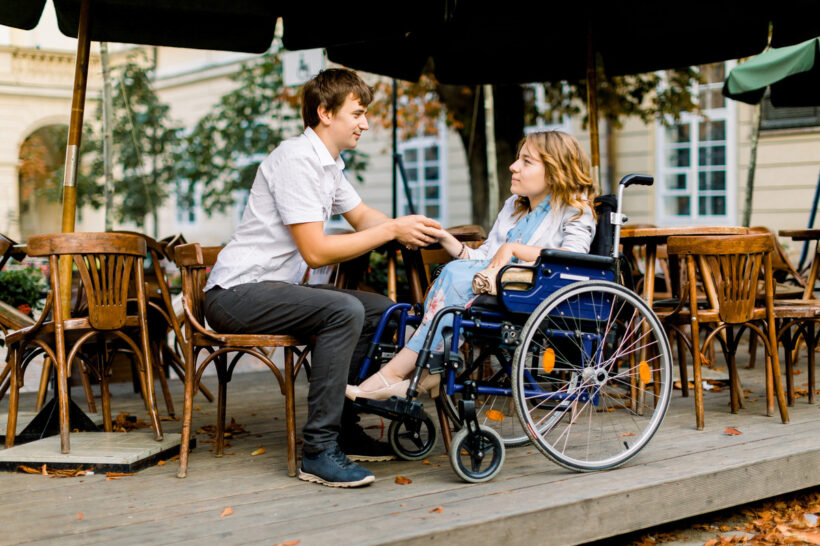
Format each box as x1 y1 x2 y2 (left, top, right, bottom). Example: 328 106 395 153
274 541 301 546
723 427 743 436
395 475 412 485
220 507 234 518
106 472 135 478
251 447 266 456
429 507 443 514
157 460 167 466
77 512 84 520
620 432 635 437
777 524 820 544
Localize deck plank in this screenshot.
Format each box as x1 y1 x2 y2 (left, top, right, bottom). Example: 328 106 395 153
1 357 819 545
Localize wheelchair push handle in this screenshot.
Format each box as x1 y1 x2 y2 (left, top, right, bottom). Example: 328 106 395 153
619 174 653 188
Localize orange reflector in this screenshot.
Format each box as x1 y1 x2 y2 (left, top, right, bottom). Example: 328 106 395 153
639 361 651 384
485 410 505 422
542 348 555 373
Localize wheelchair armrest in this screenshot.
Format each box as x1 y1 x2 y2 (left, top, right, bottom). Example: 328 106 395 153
496 262 539 294
539 249 616 269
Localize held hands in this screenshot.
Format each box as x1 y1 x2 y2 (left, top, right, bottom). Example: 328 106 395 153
392 215 442 250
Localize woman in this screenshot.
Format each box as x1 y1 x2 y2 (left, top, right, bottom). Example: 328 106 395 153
346 130 597 400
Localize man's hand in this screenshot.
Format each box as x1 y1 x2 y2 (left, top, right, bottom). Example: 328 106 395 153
392 215 442 249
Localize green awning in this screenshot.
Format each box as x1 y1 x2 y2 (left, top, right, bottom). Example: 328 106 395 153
723 37 820 107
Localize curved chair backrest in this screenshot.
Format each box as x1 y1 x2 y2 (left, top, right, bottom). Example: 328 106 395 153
173 243 223 328
667 233 773 324
26 232 147 330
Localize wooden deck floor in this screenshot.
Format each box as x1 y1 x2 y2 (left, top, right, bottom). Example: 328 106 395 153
1 357 820 545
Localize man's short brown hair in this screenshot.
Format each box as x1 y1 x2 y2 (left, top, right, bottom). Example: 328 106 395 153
301 68 374 129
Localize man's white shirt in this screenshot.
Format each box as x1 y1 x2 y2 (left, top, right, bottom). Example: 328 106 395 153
204 127 361 291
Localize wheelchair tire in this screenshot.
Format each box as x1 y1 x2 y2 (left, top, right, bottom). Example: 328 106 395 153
512 280 672 472
440 347 531 447
388 413 437 461
449 425 505 483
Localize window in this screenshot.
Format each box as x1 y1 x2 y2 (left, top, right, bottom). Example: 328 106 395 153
761 94 820 130
523 84 572 134
398 133 447 223
656 62 736 225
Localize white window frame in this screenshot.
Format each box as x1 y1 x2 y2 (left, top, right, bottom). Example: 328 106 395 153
523 83 573 134
397 128 448 225
655 61 737 226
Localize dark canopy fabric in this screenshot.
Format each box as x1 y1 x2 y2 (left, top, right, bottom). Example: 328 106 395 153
318 2 775 85
0 0 279 53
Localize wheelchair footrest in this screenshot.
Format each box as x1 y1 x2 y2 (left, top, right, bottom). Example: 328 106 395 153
351 397 426 422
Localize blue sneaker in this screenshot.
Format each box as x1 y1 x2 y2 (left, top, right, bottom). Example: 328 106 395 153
299 444 375 488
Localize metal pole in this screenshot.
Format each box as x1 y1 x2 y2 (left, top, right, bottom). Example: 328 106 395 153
58 0 91 315
101 42 114 232
392 78 398 218
586 25 601 189
799 169 820 270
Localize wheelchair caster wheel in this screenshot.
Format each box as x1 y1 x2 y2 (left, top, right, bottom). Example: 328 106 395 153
449 425 505 483
388 413 437 461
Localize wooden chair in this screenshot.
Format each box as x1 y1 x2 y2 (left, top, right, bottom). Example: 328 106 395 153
173 243 310 478
666 233 789 430
4 232 163 452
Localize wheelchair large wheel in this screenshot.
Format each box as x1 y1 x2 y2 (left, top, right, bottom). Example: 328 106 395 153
441 347 531 447
388 413 437 461
512 280 672 472
449 425 505 483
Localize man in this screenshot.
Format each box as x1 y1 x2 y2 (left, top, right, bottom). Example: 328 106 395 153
203 68 441 488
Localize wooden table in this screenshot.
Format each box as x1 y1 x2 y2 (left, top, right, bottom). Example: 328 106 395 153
779 229 820 300
620 226 749 307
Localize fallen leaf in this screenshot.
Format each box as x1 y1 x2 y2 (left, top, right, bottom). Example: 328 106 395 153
485 409 505 422
157 460 167 466
194 405 201 410
395 475 412 485
251 447 266 456
274 541 300 546
106 472 135 478
620 432 635 437
429 507 443 514
723 427 742 436
422 459 431 465
778 524 820 544
220 507 234 518
77 512 84 520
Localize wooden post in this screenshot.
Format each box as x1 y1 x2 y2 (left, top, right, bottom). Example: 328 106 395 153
586 25 600 190
58 0 92 316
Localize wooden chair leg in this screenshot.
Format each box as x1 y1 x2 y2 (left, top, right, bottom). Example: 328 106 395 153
285 348 297 477
77 358 97 414
100 367 113 432
216 378 227 458
5 348 19 448
808 322 816 404
55 348 70 454
36 356 52 411
154 356 175 417
675 330 689 397
167 348 215 403
434 395 452 454
747 332 757 369
176 343 196 478
765 352 774 417
768 325 790 424
781 327 796 406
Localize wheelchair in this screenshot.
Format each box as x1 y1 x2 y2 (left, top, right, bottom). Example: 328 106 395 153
352 174 673 482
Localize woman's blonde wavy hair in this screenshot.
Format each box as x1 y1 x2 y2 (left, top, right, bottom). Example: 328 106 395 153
513 131 597 220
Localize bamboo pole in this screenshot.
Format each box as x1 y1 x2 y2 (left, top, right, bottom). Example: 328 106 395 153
58 0 92 315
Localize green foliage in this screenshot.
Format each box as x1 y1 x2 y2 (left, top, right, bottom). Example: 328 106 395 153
537 67 703 129
78 53 182 227
177 50 371 216
0 267 46 308
175 51 299 215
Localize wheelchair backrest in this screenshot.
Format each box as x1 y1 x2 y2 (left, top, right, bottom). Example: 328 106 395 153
590 194 617 258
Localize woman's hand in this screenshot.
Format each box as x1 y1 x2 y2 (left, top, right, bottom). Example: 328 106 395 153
489 242 519 269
